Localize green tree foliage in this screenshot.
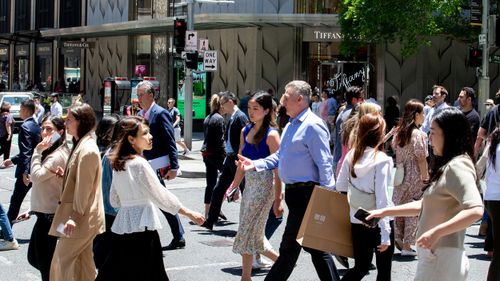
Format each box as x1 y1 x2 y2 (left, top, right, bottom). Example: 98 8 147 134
339 0 478 57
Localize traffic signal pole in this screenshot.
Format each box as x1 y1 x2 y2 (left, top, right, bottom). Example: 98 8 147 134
183 0 194 150
479 0 490 117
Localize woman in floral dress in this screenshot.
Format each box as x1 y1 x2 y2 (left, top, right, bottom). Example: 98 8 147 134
391 99 429 256
229 91 282 281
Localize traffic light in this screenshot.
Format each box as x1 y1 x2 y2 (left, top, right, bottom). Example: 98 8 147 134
469 47 482 67
186 51 199 69
174 18 187 54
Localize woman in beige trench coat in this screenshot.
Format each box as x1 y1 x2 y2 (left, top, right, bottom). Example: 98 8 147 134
49 103 105 281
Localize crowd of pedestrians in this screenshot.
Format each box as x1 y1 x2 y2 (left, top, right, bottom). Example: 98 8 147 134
0 79 496 281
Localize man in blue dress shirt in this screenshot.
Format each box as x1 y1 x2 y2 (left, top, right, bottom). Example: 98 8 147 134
236 80 340 281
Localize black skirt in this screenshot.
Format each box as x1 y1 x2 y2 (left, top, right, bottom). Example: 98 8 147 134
95 229 169 281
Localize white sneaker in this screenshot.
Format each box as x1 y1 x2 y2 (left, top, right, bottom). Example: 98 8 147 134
0 239 19 251
400 249 417 256
252 256 272 269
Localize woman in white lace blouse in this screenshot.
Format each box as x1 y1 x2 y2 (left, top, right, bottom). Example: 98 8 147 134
95 116 204 281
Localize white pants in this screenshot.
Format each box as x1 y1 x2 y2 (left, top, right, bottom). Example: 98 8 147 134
414 247 469 281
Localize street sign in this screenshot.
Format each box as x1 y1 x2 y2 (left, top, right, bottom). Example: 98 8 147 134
199 39 209 52
490 55 500 64
203 50 217 71
185 31 198 51
470 0 482 27
479 33 487 45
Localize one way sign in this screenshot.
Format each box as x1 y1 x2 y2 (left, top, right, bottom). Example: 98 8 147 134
203 50 217 72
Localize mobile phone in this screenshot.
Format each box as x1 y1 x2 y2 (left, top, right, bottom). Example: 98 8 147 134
50 132 61 144
354 207 380 228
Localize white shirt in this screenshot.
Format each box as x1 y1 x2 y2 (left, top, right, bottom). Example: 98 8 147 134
143 101 156 120
110 156 183 234
50 101 63 117
336 147 394 244
485 143 500 201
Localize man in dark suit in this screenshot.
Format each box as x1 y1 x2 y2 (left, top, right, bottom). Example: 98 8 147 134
136 81 186 250
201 91 248 230
3 99 40 225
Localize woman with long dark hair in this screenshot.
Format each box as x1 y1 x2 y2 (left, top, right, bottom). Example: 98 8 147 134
95 116 204 281
391 99 428 255
484 127 500 281
230 91 282 281
26 116 69 281
368 107 483 281
49 104 105 281
336 112 394 281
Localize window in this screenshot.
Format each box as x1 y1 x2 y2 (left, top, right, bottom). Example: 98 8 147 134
15 0 31 31
36 0 54 29
0 0 9 33
295 0 340 14
60 0 81 28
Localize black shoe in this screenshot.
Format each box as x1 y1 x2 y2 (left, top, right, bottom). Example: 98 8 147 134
334 255 349 269
200 221 213 231
218 213 227 221
369 263 376 270
162 239 186 251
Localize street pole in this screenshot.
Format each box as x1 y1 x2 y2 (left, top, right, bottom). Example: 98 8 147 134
183 0 194 150
479 0 490 117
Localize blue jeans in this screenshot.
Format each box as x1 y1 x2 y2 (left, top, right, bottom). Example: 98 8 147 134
0 202 14 241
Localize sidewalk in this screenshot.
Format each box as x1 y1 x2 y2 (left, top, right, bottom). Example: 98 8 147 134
177 132 206 178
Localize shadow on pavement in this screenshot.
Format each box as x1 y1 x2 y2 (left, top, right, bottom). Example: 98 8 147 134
221 266 269 277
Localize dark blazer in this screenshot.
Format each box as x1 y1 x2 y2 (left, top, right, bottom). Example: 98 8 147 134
11 117 40 178
225 109 248 153
141 103 179 170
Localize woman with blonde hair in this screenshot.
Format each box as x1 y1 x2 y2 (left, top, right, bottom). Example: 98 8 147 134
201 94 225 217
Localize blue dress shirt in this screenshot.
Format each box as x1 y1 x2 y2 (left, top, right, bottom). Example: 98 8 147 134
253 108 335 189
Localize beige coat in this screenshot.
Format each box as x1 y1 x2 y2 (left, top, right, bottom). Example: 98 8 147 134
49 134 105 238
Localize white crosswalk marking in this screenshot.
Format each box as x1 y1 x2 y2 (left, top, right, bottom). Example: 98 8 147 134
166 261 239 272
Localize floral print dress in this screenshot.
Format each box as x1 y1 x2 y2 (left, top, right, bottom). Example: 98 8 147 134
391 129 428 245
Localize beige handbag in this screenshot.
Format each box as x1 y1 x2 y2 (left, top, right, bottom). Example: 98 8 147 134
347 174 376 211
393 163 404 186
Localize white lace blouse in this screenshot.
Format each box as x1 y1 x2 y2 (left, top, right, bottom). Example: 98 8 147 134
110 156 182 234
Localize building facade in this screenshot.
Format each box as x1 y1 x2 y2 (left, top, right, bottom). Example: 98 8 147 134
1 0 500 118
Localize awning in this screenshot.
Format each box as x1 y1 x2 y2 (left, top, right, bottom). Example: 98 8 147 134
40 13 339 39
0 30 52 44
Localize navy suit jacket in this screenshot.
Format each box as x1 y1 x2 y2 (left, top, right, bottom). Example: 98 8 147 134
141 104 179 170
225 109 248 153
11 117 41 178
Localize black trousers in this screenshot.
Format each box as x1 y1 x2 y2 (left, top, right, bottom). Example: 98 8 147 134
206 154 243 226
0 135 11 161
265 185 340 281
486 200 500 281
28 213 57 281
342 221 395 281
7 177 31 225
203 154 224 204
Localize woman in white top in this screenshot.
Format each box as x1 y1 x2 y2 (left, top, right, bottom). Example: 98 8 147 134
95 116 204 281
336 112 394 281
368 107 483 281
27 116 70 281
485 128 500 281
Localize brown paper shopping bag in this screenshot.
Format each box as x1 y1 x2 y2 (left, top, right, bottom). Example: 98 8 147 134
296 186 353 258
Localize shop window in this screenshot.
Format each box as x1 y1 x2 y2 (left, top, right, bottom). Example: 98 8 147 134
134 35 151 77
64 55 81 93
15 0 31 31
0 58 8 90
0 0 9 33
60 0 81 28
137 0 152 20
36 0 54 29
295 0 340 14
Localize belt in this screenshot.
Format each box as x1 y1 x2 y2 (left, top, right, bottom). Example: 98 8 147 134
285 181 318 189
